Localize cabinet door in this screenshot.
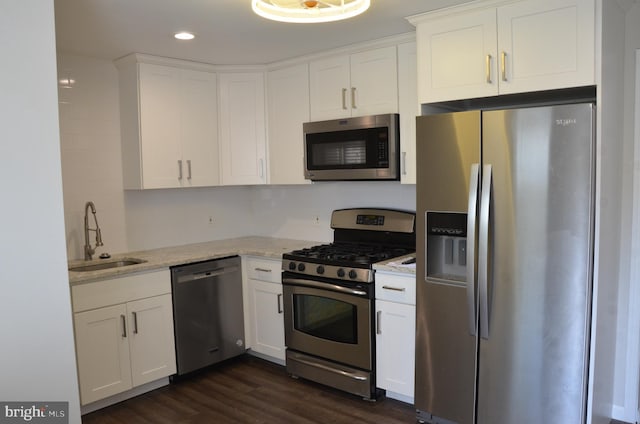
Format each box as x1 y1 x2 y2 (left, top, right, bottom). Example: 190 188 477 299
309 55 351 120
219 72 267 185
349 46 398 117
138 63 183 188
127 294 177 387
181 69 219 187
247 278 285 361
74 304 132 405
497 0 595 94
415 8 498 103
398 42 418 184
267 64 310 185
375 300 416 399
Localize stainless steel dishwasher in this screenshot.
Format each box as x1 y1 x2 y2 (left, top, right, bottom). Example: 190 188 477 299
171 256 245 375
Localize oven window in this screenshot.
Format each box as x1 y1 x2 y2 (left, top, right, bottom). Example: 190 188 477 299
293 294 357 344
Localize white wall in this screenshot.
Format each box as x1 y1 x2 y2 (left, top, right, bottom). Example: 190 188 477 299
0 1 81 423
58 54 417 257
58 54 129 259
612 3 640 422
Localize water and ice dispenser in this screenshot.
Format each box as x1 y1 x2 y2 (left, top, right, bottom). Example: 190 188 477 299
426 212 468 283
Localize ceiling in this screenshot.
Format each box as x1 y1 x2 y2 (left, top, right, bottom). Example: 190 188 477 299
54 0 472 65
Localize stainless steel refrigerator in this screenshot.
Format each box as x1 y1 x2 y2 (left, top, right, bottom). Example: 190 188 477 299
415 103 595 424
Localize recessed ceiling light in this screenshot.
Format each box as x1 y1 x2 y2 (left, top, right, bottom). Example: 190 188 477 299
174 32 195 40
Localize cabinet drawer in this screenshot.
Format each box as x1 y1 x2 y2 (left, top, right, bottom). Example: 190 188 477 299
72 269 171 313
246 257 281 283
375 272 416 305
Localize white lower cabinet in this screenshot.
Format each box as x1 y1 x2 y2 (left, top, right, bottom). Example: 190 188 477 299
72 270 176 406
375 271 416 403
243 256 285 363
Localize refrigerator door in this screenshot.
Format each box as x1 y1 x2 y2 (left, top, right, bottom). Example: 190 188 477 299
415 111 481 424
476 104 594 423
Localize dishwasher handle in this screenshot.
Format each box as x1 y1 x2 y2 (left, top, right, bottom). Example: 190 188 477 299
176 265 240 283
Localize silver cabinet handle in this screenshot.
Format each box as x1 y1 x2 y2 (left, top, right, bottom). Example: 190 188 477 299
341 88 347 110
277 293 283 314
259 158 264 179
132 311 138 334
376 310 382 335
187 159 192 180
382 285 406 292
401 152 407 176
466 163 480 336
486 54 492 84
351 87 357 109
254 268 272 273
500 51 507 82
121 314 127 338
178 160 183 180
478 164 492 340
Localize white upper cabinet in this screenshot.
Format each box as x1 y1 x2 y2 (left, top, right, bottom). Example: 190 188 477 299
179 69 220 186
267 63 310 185
309 46 398 120
497 0 595 95
397 42 419 185
116 56 219 189
218 72 267 185
410 0 595 103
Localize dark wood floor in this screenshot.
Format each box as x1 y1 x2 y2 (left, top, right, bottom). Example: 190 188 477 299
82 355 416 424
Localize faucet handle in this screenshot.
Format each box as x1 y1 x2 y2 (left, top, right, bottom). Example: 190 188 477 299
96 227 103 246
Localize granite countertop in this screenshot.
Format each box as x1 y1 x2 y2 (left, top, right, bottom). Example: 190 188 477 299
373 253 416 275
68 236 319 285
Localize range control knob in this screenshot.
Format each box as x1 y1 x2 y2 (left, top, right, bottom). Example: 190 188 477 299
337 268 345 278
297 263 306 272
288 262 297 271
348 270 358 279
316 265 325 275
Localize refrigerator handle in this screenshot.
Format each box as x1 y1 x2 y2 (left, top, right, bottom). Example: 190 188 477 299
466 163 480 336
478 164 492 340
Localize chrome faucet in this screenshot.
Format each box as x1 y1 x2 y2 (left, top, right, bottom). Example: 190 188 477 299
84 201 103 260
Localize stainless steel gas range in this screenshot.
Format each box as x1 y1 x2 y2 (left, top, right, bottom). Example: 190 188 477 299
281 208 416 400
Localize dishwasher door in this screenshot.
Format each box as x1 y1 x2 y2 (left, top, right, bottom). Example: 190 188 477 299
171 256 245 375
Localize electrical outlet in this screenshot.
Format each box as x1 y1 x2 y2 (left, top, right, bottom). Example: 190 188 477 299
312 216 320 225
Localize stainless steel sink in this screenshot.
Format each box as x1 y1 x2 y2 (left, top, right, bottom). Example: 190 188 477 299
68 258 147 272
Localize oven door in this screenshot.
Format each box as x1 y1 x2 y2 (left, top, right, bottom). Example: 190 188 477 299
282 276 372 371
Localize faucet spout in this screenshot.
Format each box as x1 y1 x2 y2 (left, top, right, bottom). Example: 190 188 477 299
84 201 104 260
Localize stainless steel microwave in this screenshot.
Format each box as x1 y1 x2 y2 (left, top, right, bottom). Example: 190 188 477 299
303 113 400 181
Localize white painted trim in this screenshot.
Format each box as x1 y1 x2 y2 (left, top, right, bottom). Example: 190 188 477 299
627 48 640 424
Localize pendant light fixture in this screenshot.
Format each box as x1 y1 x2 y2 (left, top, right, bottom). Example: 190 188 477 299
252 0 371 24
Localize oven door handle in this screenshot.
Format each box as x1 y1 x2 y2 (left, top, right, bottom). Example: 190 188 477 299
282 278 368 297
